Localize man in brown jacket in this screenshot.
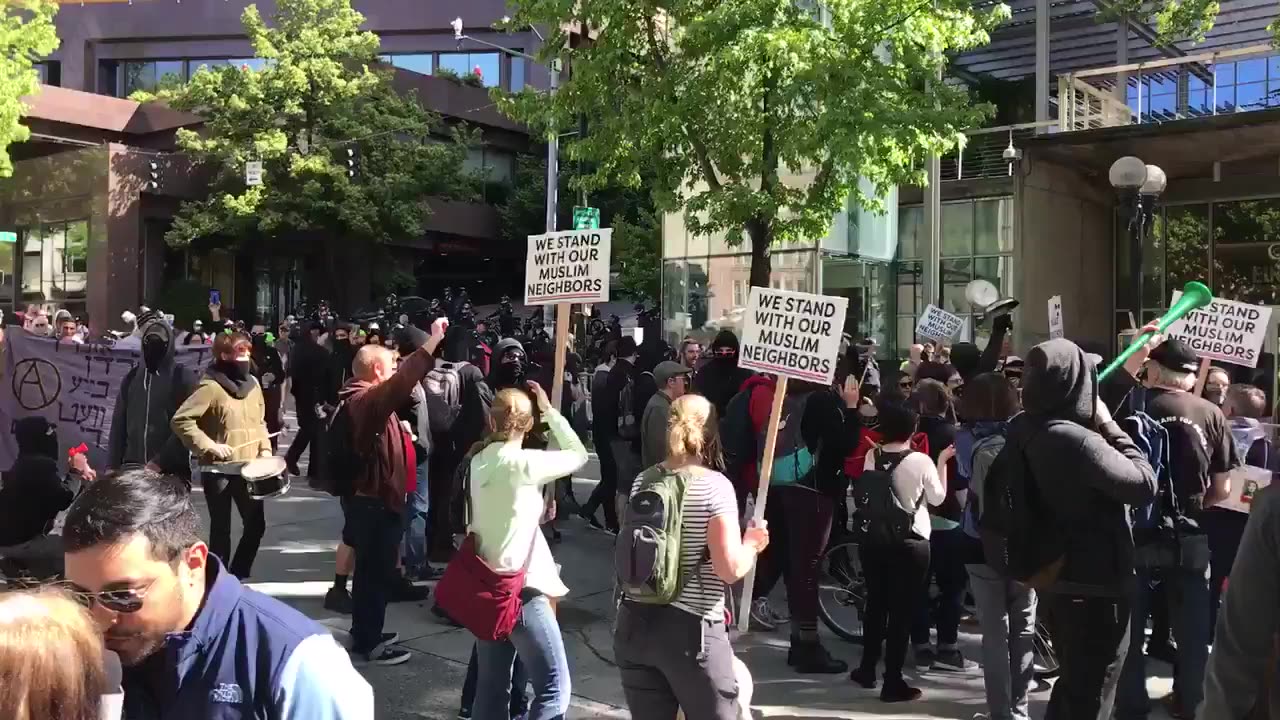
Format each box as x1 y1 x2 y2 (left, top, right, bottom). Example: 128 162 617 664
342 317 446 666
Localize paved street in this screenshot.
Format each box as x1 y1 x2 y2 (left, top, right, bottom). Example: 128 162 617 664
194 414 1181 719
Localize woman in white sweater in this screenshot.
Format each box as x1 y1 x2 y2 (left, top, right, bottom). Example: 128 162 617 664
469 381 588 720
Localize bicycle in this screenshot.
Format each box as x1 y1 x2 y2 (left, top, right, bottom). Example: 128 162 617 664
1033 616 1059 679
817 538 867 644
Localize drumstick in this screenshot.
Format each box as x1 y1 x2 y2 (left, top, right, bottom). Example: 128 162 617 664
229 432 281 452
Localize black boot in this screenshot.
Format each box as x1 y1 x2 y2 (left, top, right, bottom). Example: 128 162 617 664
787 637 848 674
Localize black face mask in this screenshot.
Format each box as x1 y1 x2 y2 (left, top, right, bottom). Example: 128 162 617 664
495 357 526 388
216 359 250 382
142 335 168 372
334 338 351 351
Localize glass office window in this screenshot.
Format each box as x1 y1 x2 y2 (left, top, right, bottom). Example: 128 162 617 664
386 54 433 76
121 60 186 97
439 52 500 87
511 54 526 91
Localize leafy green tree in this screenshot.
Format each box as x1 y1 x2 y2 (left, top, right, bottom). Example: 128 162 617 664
152 0 474 308
499 154 661 304
501 0 1006 288
0 0 58 178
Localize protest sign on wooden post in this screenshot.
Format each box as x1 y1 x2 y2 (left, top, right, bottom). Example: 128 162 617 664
1048 296 1064 340
524 228 613 410
915 304 964 343
735 287 847 631
1165 292 1271 369
1193 357 1212 396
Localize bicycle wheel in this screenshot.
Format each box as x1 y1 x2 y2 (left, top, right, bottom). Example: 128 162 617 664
1033 619 1060 679
818 541 866 644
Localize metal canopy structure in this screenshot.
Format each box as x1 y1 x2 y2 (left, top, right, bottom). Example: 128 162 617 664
953 0 1278 81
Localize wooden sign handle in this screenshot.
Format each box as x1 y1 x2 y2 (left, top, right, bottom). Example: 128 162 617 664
737 375 788 632
1193 357 1211 397
551 303 570 413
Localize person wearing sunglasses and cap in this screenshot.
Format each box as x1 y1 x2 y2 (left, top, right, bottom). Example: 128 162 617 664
62 469 372 719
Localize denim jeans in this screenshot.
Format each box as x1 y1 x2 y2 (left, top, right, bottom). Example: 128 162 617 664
347 497 403 654
476 593 570 720
461 644 529 718
1117 535 1212 718
1044 594 1130 720
402 458 430 573
966 563 1037 720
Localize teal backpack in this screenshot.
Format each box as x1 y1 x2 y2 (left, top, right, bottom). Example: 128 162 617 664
760 393 816 487
615 465 692 604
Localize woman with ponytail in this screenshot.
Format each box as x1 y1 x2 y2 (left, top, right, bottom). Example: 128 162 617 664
614 394 770 720
467 381 587 720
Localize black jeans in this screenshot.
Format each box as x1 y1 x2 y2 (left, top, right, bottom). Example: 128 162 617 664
1044 594 1131 720
284 400 319 473
581 432 623 528
203 474 266 579
912 526 969 647
347 496 403 655
753 486 835 633
858 538 930 681
1203 507 1248 637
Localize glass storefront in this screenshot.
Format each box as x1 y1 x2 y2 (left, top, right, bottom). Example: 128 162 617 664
660 193 1016 360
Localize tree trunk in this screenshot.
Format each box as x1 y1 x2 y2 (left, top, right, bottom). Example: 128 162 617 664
746 216 773 290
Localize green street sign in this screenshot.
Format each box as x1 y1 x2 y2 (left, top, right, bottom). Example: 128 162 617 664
573 206 600 230
0 232 16 244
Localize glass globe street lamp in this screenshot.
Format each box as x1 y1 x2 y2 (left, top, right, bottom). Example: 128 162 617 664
1110 157 1165 327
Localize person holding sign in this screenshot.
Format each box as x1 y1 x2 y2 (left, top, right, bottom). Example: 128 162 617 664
614 393 769 720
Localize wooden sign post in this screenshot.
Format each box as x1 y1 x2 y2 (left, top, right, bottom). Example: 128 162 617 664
524 228 613 411
734 287 848 631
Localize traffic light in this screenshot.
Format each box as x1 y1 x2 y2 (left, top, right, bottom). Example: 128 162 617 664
346 146 358 178
147 161 160 190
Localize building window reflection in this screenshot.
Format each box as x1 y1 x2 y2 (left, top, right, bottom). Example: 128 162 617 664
19 219 89 314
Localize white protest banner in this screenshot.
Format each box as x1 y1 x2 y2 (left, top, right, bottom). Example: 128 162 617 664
915 304 964 342
1048 295 1065 339
524 228 612 306
0 329 210 471
1165 292 1272 368
1218 465 1272 514
738 287 848 386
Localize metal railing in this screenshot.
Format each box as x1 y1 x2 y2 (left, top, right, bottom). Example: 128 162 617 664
1058 43 1279 131
940 120 1058 181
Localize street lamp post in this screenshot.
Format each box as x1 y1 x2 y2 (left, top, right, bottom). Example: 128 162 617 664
1109 156 1167 326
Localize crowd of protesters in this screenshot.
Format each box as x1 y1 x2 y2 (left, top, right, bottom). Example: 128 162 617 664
2 290 1280 720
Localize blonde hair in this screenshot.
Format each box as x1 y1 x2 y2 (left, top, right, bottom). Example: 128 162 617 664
666 394 723 468
0 589 106 720
466 388 536 458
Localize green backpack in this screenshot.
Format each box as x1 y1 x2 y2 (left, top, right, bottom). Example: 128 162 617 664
615 465 692 604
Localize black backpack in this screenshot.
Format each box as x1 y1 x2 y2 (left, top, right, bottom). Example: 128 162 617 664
852 450 920 545
310 402 360 497
979 424 1066 589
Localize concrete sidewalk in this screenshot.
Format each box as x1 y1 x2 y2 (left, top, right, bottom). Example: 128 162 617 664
207 411 1178 719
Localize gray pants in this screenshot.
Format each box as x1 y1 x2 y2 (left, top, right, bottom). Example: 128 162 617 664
967 563 1037 720
614 602 740 720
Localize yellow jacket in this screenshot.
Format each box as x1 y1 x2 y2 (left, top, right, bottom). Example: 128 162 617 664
171 369 271 464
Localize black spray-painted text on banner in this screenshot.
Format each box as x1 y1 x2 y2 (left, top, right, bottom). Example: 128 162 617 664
739 288 848 385
524 228 613 306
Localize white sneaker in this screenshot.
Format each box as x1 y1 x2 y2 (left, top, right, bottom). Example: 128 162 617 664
750 598 790 630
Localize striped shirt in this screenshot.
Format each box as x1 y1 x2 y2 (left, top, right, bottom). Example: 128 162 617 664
629 467 738 620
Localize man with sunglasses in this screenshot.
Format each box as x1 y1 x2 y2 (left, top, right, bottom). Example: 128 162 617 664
63 469 372 719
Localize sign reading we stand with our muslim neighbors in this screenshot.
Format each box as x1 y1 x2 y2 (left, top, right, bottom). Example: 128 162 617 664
739 287 848 385
915 304 964 343
1165 291 1272 368
524 228 613 306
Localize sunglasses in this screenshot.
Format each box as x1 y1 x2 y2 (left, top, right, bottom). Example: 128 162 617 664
713 348 736 357
898 380 913 388
70 578 159 614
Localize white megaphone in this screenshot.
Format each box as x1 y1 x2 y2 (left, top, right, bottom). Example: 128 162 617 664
965 279 1019 323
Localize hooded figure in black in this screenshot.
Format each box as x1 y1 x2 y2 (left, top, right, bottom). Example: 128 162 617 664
251 330 286 452
1010 338 1156 720
328 323 358 400
108 312 197 476
694 329 755 416
0 417 73 548
284 321 330 476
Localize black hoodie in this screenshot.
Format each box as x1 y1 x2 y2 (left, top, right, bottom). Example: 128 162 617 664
108 317 197 475
694 330 755 417
0 418 73 546
1012 339 1157 595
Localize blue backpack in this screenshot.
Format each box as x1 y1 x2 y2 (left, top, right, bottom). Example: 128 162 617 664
1117 389 1178 567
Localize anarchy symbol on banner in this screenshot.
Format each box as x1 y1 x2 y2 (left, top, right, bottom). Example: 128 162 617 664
12 358 62 411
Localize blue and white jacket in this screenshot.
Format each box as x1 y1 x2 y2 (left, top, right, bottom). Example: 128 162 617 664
121 559 372 720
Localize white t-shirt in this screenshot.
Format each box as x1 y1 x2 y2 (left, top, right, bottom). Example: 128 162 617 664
863 445 945 540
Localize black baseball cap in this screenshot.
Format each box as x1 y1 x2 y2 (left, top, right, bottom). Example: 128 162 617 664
1150 338 1200 373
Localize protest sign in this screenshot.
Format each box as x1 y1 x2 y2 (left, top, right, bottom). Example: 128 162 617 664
524 228 612 306
738 287 848 386
1048 296 1064 339
0 330 210 471
1165 293 1271 368
915 304 964 342
1218 465 1272 514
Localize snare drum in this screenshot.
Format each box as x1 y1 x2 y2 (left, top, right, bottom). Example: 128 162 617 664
240 457 290 500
